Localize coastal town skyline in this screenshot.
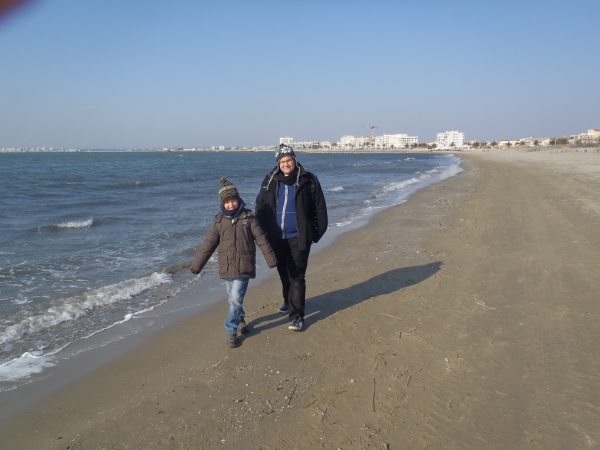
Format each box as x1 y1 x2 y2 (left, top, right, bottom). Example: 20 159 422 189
1 1 599 149
2 126 599 152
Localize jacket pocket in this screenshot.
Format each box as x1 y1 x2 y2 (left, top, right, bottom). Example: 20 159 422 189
239 253 255 277
218 251 228 275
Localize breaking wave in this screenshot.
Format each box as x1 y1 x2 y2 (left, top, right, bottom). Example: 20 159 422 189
0 272 172 346
51 218 94 229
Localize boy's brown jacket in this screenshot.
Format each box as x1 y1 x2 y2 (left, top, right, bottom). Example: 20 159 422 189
191 209 277 278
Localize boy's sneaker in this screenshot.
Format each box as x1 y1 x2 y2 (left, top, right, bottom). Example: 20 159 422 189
278 302 289 314
238 318 249 335
288 317 303 331
226 334 238 348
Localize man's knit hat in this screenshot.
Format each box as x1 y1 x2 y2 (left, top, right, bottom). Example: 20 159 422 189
219 178 239 204
275 144 297 163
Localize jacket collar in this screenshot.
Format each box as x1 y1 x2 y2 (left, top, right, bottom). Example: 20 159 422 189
220 198 247 219
265 163 308 190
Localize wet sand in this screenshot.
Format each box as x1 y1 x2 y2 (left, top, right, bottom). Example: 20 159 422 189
1 149 599 449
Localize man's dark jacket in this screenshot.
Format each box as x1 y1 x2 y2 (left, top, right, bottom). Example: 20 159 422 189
255 164 328 251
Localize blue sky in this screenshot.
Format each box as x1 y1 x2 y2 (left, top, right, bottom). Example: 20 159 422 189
1 0 598 148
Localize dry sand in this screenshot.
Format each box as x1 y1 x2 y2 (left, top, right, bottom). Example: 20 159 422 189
1 149 599 449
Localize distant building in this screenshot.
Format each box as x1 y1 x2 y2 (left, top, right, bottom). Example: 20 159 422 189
519 137 539 146
354 136 371 148
374 134 418 149
577 128 600 143
586 128 600 138
287 140 317 150
340 135 356 148
320 141 332 148
280 136 293 145
436 131 465 149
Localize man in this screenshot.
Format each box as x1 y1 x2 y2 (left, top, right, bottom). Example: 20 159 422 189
255 144 328 331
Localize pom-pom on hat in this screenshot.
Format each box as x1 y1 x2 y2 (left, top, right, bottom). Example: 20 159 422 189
275 144 297 162
219 178 239 204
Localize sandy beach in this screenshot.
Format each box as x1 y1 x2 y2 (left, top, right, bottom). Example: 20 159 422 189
1 149 599 449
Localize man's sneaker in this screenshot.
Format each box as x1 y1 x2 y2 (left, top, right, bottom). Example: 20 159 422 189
238 318 249 335
226 334 238 348
288 317 304 331
278 302 289 314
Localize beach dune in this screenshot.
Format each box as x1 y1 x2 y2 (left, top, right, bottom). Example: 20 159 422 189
1 150 600 449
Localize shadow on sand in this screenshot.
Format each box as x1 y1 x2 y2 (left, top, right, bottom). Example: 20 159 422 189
243 261 441 339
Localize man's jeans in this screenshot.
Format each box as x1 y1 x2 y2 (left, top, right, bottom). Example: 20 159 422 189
274 237 311 321
223 277 249 335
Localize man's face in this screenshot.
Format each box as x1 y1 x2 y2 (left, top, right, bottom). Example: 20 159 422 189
279 156 296 176
223 198 239 211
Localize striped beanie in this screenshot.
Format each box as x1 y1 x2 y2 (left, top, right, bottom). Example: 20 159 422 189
275 144 297 162
219 178 239 204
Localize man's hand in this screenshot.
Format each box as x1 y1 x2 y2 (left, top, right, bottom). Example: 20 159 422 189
191 268 200 275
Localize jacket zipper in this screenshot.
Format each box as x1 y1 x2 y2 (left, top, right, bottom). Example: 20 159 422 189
281 185 289 237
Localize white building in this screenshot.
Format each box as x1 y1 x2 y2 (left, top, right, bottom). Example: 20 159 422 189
519 137 539 146
374 134 418 149
280 136 293 145
577 128 600 142
589 128 600 138
290 140 318 149
340 135 356 148
354 136 371 148
436 131 465 149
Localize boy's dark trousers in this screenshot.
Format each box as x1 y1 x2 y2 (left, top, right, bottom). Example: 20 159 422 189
274 236 310 321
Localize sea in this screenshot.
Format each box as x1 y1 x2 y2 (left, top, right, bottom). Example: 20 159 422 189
0 151 462 391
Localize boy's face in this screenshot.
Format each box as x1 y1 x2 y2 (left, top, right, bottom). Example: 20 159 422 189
223 197 239 211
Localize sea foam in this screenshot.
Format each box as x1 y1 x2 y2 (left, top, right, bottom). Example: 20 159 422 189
0 272 172 346
0 352 56 383
375 162 460 198
55 218 93 229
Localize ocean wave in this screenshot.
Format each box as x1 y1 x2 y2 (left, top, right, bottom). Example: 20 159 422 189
111 181 157 189
326 186 344 192
0 307 150 384
373 165 447 198
179 246 198 255
332 220 352 227
374 176 423 197
0 352 57 383
0 272 172 346
51 218 94 229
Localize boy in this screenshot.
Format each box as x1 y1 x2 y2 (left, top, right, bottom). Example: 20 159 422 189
191 178 277 348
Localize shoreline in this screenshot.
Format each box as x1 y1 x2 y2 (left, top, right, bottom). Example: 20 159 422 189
0 157 477 444
0 154 462 423
2 150 600 448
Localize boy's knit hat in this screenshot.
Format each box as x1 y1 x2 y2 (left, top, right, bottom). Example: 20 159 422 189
275 144 297 163
219 178 239 203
